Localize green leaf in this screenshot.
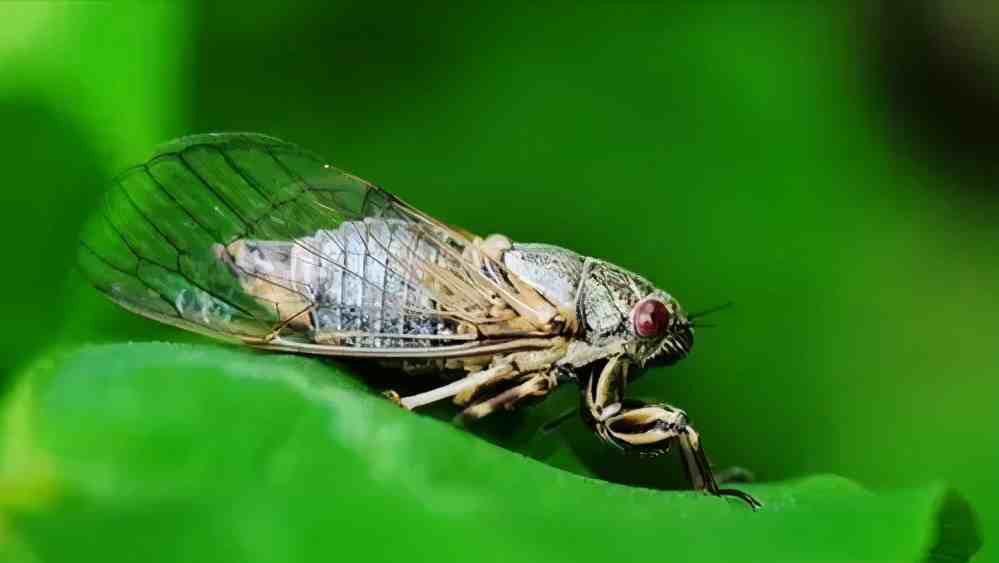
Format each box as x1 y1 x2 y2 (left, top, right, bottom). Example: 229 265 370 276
0 343 980 563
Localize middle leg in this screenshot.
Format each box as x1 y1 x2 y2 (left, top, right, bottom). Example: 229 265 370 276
454 370 562 424
385 342 568 411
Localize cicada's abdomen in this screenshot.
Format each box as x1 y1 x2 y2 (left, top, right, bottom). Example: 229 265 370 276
220 218 477 348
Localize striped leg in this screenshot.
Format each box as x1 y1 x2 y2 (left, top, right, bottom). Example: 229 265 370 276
581 356 761 509
453 371 560 424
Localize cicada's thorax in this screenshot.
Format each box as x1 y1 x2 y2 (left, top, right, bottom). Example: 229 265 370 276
501 243 658 354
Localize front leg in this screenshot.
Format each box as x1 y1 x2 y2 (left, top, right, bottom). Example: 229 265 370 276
581 356 761 509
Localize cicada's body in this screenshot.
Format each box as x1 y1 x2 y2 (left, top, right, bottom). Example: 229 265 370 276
79 133 758 507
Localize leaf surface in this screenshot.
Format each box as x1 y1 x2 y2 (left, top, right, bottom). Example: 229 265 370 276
0 343 980 563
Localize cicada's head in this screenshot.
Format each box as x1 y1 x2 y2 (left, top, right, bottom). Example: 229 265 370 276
627 291 693 367
579 262 693 367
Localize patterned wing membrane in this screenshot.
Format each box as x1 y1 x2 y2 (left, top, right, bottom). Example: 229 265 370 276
79 133 505 349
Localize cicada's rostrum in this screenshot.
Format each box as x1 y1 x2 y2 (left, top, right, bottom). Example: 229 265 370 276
79 133 759 508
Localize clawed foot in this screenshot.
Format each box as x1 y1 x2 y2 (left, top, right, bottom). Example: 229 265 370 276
713 487 762 510
675 427 761 510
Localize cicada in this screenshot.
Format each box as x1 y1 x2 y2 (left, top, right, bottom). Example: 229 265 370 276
79 133 759 508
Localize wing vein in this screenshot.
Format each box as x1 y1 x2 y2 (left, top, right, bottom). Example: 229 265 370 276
115 180 258 319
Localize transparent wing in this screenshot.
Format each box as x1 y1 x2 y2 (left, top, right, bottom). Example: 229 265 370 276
79 133 557 354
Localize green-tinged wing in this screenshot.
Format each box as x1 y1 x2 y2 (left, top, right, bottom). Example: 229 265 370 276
78 133 405 342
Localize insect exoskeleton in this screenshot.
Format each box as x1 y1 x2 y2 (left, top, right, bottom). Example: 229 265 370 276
78 132 759 509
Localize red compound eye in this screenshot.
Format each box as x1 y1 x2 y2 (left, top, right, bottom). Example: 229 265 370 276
632 298 670 337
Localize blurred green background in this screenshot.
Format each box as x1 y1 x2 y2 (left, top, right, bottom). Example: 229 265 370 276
1 1 997 561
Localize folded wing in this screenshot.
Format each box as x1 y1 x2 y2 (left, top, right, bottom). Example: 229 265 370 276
79 133 559 356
